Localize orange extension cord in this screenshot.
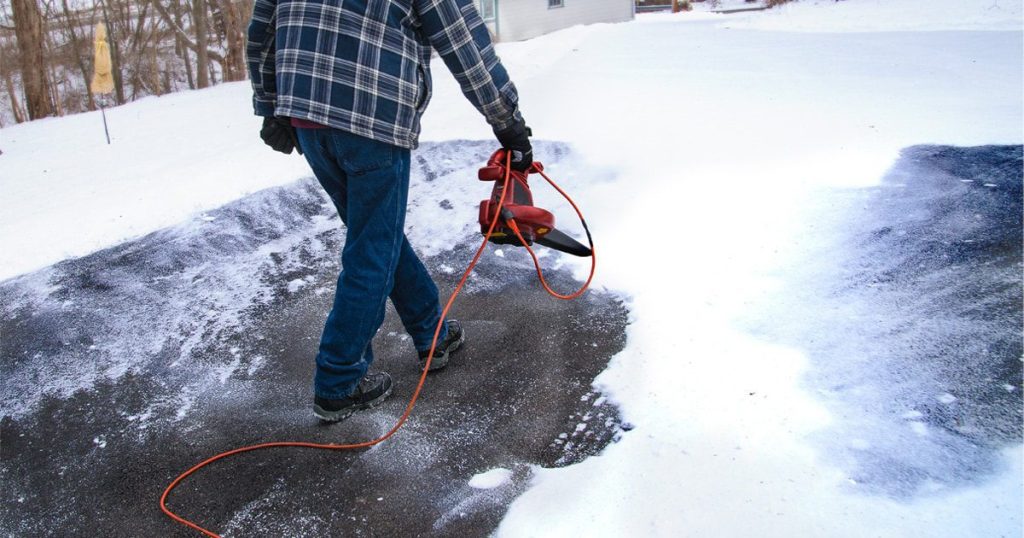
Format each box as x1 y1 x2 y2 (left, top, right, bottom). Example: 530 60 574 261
160 152 596 537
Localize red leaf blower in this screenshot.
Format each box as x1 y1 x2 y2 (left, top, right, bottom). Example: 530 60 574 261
477 149 593 257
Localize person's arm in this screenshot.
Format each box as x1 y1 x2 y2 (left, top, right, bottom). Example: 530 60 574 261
246 0 279 118
245 0 299 154
414 0 524 132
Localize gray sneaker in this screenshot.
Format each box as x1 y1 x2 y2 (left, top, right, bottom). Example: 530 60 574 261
418 320 465 371
313 372 393 423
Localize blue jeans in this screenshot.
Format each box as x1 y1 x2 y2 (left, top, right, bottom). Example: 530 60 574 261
296 128 446 399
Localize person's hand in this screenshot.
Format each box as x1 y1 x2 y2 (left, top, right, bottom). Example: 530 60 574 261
494 120 532 172
260 116 302 155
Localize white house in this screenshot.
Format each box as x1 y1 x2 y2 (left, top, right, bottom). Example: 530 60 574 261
474 0 635 42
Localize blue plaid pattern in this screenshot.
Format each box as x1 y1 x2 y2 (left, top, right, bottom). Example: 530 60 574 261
246 0 523 149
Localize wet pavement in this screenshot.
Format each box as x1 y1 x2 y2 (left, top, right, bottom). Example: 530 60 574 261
0 141 629 536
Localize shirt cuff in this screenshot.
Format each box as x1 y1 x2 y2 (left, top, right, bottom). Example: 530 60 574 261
253 98 276 117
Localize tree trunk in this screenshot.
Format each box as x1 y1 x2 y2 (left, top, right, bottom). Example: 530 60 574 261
182 47 196 89
47 43 65 116
148 44 159 95
60 0 97 111
152 0 227 65
11 0 55 119
172 0 196 89
193 0 210 88
219 0 246 82
1 48 28 123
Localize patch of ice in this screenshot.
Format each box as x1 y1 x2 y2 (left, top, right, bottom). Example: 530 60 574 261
216 354 242 385
247 355 266 376
468 468 513 489
175 389 197 420
287 278 307 294
125 408 153 426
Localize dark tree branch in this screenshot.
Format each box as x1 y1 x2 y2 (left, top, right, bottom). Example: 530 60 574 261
149 0 224 64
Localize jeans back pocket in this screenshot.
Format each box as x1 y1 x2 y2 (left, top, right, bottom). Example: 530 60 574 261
332 131 396 176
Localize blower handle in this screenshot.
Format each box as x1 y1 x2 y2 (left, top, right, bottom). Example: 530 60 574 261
478 149 543 182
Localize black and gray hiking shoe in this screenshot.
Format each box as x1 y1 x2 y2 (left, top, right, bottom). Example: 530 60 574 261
313 372 393 423
418 320 465 371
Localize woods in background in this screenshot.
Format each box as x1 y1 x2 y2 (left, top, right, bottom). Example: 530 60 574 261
0 0 253 126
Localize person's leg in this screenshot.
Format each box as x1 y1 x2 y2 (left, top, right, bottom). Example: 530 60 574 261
309 130 412 399
298 129 448 357
296 128 348 218
389 237 447 353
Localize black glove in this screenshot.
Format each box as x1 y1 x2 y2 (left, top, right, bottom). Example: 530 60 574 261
494 120 533 172
260 116 302 155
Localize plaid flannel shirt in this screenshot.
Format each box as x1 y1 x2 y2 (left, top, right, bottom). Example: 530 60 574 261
246 0 523 149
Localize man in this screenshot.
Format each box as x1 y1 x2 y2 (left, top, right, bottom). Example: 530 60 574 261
246 0 532 422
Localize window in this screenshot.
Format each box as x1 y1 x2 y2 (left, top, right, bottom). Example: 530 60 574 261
548 0 564 7
477 0 496 21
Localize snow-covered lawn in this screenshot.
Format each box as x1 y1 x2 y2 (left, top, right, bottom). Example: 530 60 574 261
0 0 1020 535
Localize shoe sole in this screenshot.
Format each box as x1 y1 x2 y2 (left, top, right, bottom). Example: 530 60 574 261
425 328 466 372
312 383 394 423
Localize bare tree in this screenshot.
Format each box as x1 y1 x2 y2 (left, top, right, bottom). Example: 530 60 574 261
192 0 208 87
151 0 226 80
170 0 195 89
99 0 127 104
216 0 245 82
11 0 54 119
0 0 252 123
0 43 28 123
59 0 96 110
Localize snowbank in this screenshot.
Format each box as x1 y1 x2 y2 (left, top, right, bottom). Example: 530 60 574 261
0 85 310 281
725 0 1023 32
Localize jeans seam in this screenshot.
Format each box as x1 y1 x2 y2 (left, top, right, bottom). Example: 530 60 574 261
375 154 406 337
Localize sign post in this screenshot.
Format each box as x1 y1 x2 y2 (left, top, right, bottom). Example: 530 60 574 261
90 23 115 144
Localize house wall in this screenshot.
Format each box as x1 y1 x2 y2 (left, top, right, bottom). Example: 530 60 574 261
495 0 634 42
474 0 499 37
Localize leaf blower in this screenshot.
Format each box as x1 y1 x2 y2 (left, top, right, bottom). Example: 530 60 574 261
477 149 593 257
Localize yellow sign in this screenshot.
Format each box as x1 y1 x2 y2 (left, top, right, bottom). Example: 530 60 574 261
91 23 114 95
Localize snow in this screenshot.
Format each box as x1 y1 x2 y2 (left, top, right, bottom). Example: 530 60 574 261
0 85 309 281
468 468 513 489
1 0 1022 536
724 0 1023 32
